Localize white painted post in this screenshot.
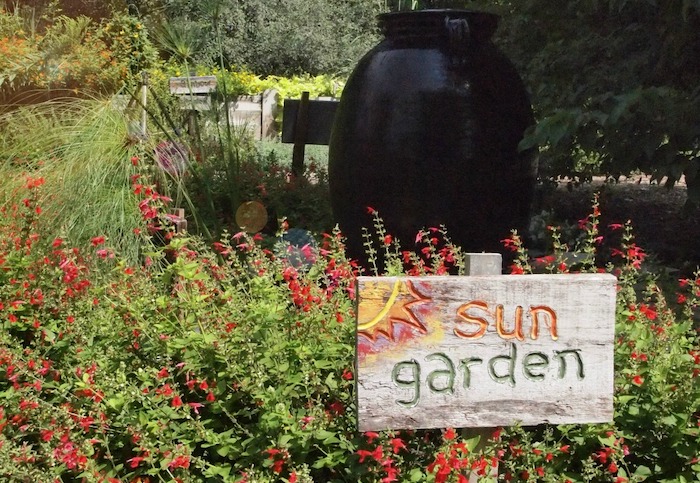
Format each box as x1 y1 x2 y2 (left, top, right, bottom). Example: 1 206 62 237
261 89 279 140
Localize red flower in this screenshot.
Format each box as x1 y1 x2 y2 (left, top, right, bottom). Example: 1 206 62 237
632 375 644 386
638 304 657 320
188 402 203 414
272 459 285 473
171 395 183 407
25 176 45 189
444 428 456 441
90 236 106 246
357 449 373 463
128 456 146 468
509 264 525 275
168 455 190 469
390 437 406 454
327 400 344 416
364 431 379 443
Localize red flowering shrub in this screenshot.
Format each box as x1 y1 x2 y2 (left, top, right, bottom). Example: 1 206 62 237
0 168 698 482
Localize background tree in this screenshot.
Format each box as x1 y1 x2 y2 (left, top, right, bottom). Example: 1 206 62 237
136 0 383 76
495 0 700 206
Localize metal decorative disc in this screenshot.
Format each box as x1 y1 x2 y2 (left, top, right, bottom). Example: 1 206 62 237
235 201 268 233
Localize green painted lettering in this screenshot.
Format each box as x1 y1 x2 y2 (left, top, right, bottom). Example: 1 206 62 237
554 349 585 379
426 353 455 394
488 343 517 386
459 357 483 388
523 352 549 380
392 359 421 407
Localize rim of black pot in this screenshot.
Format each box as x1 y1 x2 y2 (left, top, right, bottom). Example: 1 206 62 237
378 9 500 42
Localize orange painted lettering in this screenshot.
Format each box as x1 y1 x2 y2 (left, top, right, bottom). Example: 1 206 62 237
496 305 525 340
454 301 490 339
530 305 558 340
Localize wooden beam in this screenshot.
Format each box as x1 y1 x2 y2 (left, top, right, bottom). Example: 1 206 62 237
291 91 310 177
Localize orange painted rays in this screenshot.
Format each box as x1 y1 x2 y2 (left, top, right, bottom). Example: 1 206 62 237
357 279 430 342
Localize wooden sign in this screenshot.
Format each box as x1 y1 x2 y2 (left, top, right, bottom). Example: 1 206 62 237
282 97 339 145
356 274 617 432
169 76 217 95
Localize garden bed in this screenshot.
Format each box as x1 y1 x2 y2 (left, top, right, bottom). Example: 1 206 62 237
534 176 700 274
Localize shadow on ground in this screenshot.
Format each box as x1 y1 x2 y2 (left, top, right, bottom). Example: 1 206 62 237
531 177 700 276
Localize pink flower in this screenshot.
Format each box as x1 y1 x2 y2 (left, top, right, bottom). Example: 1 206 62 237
188 402 203 414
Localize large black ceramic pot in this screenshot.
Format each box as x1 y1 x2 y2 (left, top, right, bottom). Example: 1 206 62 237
328 9 535 268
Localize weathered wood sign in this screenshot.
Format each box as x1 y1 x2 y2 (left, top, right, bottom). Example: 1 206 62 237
168 76 217 95
356 274 617 432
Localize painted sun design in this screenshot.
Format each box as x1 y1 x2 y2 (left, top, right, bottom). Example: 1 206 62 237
357 279 431 342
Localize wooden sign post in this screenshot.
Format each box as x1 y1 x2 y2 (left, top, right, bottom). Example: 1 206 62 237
356 272 617 432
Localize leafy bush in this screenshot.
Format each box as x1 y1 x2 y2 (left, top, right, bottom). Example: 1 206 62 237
140 0 381 76
0 8 158 102
0 162 698 481
0 98 146 262
496 0 700 204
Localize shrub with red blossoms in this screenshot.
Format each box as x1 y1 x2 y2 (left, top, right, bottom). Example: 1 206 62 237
0 165 697 482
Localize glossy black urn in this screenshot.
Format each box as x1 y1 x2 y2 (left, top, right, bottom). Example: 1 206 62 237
328 9 536 267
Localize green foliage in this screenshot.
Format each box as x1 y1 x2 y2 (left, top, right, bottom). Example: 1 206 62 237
0 98 146 262
100 12 159 79
495 0 700 204
0 7 159 102
137 0 382 76
502 205 700 481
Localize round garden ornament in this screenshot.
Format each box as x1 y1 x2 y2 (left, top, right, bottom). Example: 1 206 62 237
235 201 268 233
328 9 536 265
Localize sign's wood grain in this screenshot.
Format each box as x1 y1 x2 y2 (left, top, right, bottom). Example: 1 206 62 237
355 274 617 432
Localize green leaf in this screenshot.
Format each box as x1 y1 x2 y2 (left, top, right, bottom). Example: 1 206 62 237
409 469 426 481
598 435 617 447
634 465 652 477
660 415 677 426
465 435 481 452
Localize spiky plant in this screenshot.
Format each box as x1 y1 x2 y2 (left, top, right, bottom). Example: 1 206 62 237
0 97 147 262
